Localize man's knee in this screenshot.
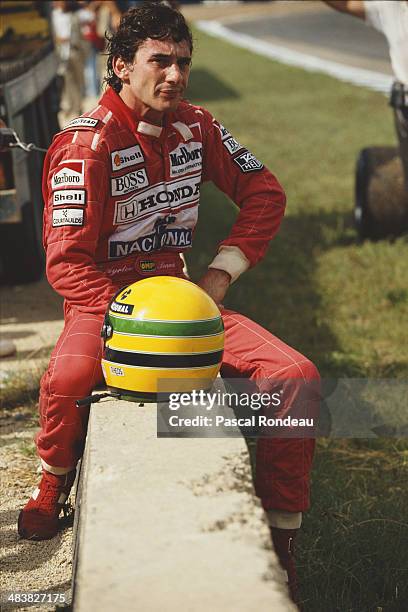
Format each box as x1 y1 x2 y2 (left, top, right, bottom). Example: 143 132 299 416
42 354 103 399
297 359 320 384
268 357 320 386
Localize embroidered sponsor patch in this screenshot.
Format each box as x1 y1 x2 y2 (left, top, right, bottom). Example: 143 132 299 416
52 208 84 227
214 122 230 140
169 142 202 177
52 160 85 188
64 117 99 129
110 301 134 315
223 137 242 155
233 150 264 173
111 145 144 171
113 175 201 225
109 227 192 258
111 168 149 196
139 260 156 272
53 189 86 206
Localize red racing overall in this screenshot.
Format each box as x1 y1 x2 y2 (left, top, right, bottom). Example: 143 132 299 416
38 87 319 513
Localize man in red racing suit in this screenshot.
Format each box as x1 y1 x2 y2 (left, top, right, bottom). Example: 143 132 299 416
18 3 319 602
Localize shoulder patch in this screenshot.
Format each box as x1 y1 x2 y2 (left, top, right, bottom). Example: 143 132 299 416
63 117 100 130
52 208 84 227
51 160 85 189
223 136 242 155
233 150 264 173
53 189 86 206
214 121 231 141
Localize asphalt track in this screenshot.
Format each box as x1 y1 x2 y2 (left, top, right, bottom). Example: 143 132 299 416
224 2 392 76
194 1 393 93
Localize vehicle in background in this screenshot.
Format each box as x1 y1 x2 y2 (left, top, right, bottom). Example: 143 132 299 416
0 0 60 284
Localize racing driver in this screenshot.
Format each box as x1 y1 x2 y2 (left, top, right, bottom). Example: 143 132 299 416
18 2 320 603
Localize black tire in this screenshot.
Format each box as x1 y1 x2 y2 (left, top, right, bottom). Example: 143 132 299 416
0 198 45 284
355 146 408 240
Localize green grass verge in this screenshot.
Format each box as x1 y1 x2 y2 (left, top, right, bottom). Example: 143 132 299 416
304 439 408 611
187 28 408 611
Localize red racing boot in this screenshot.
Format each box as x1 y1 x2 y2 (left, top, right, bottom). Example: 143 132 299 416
270 527 301 607
18 469 76 540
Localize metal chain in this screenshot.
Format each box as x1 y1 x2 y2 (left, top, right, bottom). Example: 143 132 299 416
9 129 48 153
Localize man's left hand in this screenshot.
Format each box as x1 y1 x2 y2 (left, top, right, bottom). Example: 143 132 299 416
197 268 231 306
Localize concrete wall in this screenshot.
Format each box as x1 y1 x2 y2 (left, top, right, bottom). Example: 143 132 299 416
72 400 294 611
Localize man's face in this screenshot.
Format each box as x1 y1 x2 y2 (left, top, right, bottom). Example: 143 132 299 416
123 37 192 115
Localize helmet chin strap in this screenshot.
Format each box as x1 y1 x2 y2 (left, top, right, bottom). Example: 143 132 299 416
76 391 121 407
76 391 146 408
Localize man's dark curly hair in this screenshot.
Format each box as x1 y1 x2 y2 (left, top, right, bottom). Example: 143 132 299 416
105 2 193 93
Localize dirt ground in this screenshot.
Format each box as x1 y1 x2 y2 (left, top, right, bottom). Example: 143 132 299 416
0 406 74 612
0 278 72 611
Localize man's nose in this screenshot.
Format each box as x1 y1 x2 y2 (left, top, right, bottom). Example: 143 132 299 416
166 63 183 84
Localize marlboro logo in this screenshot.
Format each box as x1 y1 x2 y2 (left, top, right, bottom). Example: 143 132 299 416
52 160 85 188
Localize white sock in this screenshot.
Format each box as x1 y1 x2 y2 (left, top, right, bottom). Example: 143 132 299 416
41 459 74 476
266 510 302 530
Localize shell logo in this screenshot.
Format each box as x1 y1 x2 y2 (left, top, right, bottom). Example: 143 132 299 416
114 153 121 167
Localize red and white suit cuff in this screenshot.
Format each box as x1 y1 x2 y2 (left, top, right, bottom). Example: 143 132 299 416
208 246 250 283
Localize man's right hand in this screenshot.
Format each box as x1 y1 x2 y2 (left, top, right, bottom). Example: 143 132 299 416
197 268 231 307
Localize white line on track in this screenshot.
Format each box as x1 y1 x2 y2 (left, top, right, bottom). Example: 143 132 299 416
196 20 393 95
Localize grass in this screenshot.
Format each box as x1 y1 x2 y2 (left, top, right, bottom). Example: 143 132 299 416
187 32 408 374
303 439 408 611
186 28 408 611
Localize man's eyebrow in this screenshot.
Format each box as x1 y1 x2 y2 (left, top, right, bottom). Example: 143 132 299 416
149 53 191 61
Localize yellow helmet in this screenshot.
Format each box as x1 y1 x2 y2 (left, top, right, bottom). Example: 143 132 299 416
101 276 224 401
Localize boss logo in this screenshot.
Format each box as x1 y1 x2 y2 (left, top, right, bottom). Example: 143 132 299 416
111 145 144 171
111 168 149 196
223 137 242 155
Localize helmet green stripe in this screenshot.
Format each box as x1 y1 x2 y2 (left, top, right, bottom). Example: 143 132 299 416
109 314 224 337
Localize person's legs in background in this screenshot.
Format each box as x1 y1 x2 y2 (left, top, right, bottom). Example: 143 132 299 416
393 105 408 190
84 46 100 98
